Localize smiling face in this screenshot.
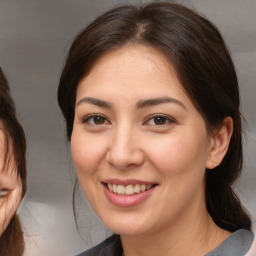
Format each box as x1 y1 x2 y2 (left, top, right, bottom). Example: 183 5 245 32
0 122 22 236
71 45 217 237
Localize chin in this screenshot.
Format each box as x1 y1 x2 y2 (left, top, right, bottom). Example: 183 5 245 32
110 227 148 237
103 217 150 237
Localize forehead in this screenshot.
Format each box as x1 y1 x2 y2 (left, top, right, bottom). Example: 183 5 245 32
85 45 175 78
76 45 187 101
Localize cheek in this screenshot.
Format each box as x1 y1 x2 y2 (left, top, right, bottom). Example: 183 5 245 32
146 131 209 177
71 132 110 213
145 133 209 213
71 132 106 178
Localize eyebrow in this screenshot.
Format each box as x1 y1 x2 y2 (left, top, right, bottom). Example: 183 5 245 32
76 96 186 110
77 97 112 108
136 97 186 110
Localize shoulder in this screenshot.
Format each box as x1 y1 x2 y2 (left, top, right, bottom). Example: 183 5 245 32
206 229 254 256
75 234 122 256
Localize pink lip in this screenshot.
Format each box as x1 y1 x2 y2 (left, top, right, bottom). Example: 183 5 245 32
102 183 157 207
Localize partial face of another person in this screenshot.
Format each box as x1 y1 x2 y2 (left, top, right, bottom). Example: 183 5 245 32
71 45 221 236
0 122 22 236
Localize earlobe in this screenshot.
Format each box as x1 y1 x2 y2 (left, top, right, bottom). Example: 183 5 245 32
206 117 233 169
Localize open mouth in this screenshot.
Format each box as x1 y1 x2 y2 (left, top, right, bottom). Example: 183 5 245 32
103 183 157 196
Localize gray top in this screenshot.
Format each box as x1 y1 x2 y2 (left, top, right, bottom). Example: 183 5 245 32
76 229 254 256
206 229 254 256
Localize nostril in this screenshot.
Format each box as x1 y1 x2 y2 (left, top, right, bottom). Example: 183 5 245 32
106 148 145 170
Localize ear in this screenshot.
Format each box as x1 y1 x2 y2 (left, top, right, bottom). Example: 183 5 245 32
206 117 233 169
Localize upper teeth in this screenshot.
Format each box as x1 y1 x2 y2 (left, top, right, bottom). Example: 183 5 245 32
107 184 153 195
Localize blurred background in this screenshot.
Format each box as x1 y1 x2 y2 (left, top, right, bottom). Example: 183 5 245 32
0 0 255 255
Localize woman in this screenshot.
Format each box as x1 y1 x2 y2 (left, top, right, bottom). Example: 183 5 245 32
0 67 27 256
58 2 254 256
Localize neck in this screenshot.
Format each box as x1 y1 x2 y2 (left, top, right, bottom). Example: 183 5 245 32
121 208 230 256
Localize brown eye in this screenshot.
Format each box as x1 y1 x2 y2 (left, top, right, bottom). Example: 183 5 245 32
145 115 174 126
153 116 167 125
83 114 109 125
144 114 176 128
93 116 106 124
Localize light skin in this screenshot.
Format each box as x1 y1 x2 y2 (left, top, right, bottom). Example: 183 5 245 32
0 121 22 236
71 45 233 256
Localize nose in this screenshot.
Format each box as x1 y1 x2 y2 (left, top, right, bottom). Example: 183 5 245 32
106 125 144 170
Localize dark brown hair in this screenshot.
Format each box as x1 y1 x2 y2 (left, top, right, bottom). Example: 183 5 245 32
58 2 251 233
0 67 27 256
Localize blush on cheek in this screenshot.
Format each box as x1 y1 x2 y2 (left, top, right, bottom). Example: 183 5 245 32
149 136 205 179
149 141 185 172
72 146 104 177
71 132 107 167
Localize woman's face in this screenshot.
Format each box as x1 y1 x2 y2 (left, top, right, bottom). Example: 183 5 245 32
71 45 216 236
0 122 22 236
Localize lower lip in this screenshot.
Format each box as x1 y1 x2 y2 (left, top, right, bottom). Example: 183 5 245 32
102 184 157 207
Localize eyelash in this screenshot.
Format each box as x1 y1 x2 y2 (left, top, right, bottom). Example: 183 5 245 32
144 114 175 126
82 114 175 126
82 114 109 125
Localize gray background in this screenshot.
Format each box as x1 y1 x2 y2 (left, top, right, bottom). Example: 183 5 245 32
0 0 255 255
